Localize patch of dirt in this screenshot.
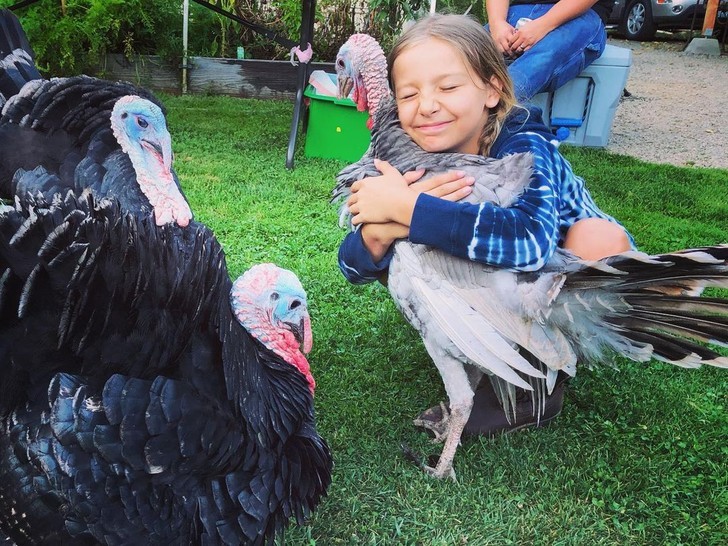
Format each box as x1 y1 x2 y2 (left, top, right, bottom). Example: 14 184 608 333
605 34 728 169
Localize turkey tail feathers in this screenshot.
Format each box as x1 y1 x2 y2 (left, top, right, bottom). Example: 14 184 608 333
562 245 728 370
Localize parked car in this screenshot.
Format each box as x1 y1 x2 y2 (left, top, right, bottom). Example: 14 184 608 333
607 0 708 40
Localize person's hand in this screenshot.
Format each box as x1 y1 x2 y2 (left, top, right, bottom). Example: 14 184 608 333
488 20 517 56
348 159 414 225
360 222 410 263
509 18 552 53
348 160 474 226
412 170 475 202
363 222 410 246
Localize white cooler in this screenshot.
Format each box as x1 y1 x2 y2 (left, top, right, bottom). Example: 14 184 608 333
530 44 632 147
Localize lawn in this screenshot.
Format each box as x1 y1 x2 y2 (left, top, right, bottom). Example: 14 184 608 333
165 94 727 546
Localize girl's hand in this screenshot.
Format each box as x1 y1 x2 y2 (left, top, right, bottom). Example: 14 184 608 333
412 170 474 201
348 159 415 225
360 222 410 262
348 160 473 226
509 18 552 53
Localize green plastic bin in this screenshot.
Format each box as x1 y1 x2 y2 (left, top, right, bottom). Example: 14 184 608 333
303 84 371 163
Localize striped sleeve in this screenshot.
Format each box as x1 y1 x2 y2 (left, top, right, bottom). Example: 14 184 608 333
409 133 562 271
337 229 393 284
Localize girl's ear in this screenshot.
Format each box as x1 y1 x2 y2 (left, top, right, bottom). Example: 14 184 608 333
485 76 503 109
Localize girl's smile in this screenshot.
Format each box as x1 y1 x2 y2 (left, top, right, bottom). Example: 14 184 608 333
416 120 453 132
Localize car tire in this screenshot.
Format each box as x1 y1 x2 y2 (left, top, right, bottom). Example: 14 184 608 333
619 0 657 41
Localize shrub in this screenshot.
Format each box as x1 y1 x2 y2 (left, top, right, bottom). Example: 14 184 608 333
1 0 192 76
2 0 485 76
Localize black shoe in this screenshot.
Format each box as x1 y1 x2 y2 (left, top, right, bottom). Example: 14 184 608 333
462 375 566 436
415 373 568 438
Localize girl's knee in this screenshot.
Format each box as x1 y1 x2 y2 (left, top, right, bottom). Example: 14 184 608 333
564 218 631 260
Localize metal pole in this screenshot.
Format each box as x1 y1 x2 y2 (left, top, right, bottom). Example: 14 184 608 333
285 0 316 169
182 0 189 94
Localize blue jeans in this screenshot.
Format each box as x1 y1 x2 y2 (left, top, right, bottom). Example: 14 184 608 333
487 4 606 102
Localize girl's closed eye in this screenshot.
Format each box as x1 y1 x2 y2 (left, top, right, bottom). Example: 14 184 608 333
396 91 418 101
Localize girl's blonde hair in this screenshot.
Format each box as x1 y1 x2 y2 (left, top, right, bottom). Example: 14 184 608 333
387 14 517 156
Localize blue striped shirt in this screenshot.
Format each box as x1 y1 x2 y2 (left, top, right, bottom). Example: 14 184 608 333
338 106 631 284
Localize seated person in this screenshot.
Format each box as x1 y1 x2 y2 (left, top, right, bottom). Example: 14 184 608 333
485 0 615 101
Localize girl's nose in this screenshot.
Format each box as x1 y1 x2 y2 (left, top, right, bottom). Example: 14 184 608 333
418 93 439 115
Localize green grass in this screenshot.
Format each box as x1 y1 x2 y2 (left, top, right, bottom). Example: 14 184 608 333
165 94 728 546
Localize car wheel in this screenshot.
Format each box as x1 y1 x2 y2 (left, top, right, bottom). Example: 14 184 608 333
619 0 657 41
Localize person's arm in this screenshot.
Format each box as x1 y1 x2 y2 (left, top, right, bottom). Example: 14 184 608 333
339 164 475 284
510 0 602 52
348 160 474 228
408 134 564 271
338 227 396 284
360 222 409 262
485 0 516 55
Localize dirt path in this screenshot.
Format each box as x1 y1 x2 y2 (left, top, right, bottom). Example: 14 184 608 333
605 36 728 169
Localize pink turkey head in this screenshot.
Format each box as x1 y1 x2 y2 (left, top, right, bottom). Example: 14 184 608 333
230 263 315 394
336 33 390 129
110 96 192 227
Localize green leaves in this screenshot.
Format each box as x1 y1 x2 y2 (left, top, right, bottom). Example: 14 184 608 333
2 0 185 75
2 0 486 77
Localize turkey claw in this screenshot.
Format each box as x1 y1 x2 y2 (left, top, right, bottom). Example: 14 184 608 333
413 401 450 443
423 463 456 481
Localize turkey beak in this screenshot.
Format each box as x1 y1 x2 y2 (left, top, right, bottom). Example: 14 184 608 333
143 131 173 173
338 76 353 100
289 313 313 354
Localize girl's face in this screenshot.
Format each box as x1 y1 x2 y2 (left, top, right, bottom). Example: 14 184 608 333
392 38 501 155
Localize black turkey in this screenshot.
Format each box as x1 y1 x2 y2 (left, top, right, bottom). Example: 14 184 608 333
0 8 192 227
0 189 331 544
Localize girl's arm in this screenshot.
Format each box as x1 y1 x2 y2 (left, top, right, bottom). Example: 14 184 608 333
408 134 564 271
339 164 475 284
338 228 394 285
345 138 563 271
347 160 474 227
360 222 409 262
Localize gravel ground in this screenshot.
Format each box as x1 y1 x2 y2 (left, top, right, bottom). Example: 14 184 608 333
605 34 728 169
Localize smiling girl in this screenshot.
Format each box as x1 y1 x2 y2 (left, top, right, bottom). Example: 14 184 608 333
338 14 633 434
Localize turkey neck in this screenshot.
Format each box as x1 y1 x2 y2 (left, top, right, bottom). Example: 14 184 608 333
127 146 192 227
243 309 315 395
363 68 389 119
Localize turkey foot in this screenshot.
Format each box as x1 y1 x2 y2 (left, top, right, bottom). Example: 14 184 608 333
413 401 450 443
421 402 471 481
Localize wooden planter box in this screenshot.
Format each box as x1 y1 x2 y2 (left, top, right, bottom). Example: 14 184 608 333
101 54 334 99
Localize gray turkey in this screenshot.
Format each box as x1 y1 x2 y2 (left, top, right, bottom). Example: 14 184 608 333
0 188 331 544
334 32 728 480
0 8 192 227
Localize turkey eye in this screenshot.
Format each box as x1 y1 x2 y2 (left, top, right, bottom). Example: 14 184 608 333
137 117 149 129
336 59 345 69
270 292 279 301
290 300 301 310
121 113 128 119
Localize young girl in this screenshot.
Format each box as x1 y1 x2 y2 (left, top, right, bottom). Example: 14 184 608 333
338 14 633 435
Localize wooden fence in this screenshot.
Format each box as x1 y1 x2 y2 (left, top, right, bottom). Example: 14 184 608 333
101 54 335 99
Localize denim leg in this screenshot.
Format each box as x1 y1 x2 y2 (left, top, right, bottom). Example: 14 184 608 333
495 4 607 102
